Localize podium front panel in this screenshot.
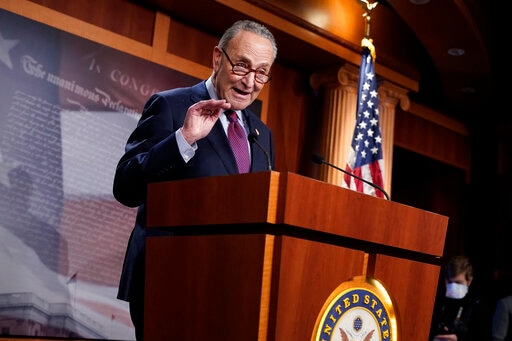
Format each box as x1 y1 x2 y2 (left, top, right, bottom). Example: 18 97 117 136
145 234 269 340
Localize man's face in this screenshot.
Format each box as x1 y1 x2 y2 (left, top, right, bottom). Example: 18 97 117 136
212 30 274 111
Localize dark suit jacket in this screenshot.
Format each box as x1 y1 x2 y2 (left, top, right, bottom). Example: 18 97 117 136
113 80 275 302
429 294 491 341
493 295 512 341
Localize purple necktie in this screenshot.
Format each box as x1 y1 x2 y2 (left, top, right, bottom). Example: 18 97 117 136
226 110 250 173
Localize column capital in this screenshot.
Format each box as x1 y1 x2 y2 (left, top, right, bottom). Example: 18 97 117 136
310 63 360 90
378 80 410 111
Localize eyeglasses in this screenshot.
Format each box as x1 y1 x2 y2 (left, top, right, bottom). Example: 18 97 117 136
220 48 272 84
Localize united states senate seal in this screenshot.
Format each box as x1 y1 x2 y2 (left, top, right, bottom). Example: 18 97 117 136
311 275 400 341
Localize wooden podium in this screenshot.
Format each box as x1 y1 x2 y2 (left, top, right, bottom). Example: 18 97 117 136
144 171 448 340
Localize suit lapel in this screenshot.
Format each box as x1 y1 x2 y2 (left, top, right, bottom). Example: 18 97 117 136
243 110 271 172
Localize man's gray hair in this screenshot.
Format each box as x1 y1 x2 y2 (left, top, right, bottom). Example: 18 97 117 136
218 20 277 59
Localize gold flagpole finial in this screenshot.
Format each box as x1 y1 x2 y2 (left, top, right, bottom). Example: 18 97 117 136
359 0 378 38
358 0 378 60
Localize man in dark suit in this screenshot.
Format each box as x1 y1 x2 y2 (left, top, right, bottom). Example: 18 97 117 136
113 19 277 340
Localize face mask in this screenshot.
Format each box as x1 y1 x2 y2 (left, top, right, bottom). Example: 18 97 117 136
445 282 468 299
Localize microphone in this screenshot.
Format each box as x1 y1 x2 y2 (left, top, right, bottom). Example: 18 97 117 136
248 129 272 171
312 153 390 200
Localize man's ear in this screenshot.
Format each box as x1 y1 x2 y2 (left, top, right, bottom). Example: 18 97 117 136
212 46 222 71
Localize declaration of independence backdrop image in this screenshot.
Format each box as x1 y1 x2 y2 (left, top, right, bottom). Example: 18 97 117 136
0 9 199 340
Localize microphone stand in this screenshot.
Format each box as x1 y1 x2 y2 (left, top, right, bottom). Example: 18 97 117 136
312 153 389 200
248 130 272 171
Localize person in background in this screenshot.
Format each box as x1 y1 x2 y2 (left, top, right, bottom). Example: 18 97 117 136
429 255 490 341
492 267 512 341
112 20 277 341
492 295 512 341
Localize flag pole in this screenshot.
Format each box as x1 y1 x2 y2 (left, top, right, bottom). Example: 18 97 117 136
341 0 386 199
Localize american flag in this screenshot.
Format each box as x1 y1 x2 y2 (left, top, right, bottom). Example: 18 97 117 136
342 41 385 198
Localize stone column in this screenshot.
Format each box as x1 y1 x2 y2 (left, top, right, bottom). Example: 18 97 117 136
378 80 410 196
310 64 359 186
